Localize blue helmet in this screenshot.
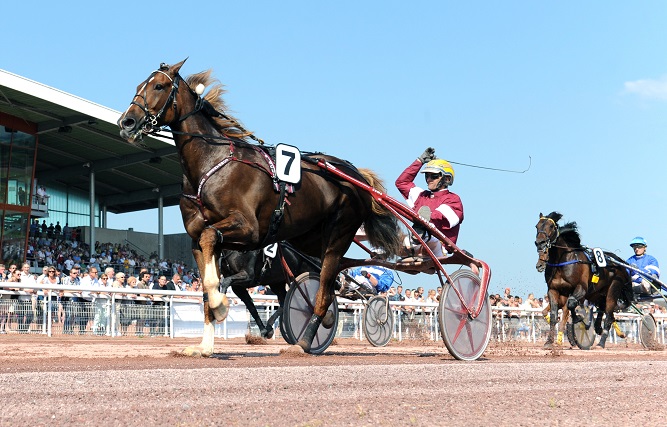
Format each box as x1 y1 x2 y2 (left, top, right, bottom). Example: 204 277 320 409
630 236 647 247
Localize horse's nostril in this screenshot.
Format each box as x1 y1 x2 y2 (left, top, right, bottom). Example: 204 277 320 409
122 118 136 130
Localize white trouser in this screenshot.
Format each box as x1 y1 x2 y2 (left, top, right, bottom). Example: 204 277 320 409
403 235 444 258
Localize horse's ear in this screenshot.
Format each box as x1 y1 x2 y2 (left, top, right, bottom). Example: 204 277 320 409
539 212 543 218
171 58 189 75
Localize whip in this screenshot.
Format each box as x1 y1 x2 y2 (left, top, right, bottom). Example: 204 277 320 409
448 156 531 174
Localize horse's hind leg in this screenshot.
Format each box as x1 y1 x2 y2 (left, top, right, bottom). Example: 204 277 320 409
596 313 614 348
233 285 272 339
557 308 569 346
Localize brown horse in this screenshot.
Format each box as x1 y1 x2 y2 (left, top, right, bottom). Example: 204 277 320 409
118 60 401 356
535 212 632 348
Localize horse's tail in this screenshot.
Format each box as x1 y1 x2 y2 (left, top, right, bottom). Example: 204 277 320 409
358 168 402 259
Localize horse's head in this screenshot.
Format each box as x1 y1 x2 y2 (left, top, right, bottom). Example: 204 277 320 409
535 212 560 272
118 59 190 143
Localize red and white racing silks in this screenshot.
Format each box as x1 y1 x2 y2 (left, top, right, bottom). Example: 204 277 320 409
395 159 463 244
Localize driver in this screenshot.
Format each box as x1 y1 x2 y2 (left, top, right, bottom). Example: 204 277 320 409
348 266 394 295
395 147 463 258
627 237 660 296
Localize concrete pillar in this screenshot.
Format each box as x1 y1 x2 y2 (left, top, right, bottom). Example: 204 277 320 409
158 193 164 259
90 169 95 249
101 204 107 229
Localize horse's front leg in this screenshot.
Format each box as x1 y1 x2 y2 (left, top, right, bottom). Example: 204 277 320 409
182 239 217 357
544 302 559 349
198 227 229 323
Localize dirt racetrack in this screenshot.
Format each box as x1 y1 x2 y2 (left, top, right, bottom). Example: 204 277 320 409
1 335 666 426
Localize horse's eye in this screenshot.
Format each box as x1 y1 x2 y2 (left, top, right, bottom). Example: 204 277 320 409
155 83 164 91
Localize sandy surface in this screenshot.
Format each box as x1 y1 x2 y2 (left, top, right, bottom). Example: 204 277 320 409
1 335 666 426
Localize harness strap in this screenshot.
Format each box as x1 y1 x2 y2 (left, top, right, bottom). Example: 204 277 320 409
258 182 289 248
546 259 581 267
181 143 291 223
277 243 296 284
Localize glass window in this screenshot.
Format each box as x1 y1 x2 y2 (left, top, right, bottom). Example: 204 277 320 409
1 211 28 265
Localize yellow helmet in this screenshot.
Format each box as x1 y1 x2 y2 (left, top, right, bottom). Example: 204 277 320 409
420 159 455 185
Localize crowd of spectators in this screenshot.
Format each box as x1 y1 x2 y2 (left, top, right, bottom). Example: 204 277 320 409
0 260 202 336
24 233 193 280
0 229 201 336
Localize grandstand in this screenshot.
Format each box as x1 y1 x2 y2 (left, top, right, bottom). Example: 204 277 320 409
0 68 192 267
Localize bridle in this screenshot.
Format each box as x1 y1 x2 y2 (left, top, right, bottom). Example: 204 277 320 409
119 64 204 136
535 216 559 253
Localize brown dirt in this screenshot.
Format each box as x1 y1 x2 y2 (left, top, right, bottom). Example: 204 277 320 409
1 335 666 426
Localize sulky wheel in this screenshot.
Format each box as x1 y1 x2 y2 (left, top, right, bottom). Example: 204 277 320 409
566 305 596 350
639 313 657 349
363 295 394 347
279 311 296 345
438 269 492 361
283 272 338 354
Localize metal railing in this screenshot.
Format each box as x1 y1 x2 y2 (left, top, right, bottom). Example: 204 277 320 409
1 281 664 345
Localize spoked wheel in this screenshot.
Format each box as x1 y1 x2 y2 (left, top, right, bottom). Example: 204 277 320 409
438 269 492 361
566 305 596 350
279 312 296 345
639 313 657 349
283 272 338 354
363 295 394 347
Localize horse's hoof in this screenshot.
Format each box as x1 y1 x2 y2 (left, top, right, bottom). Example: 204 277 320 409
321 311 335 329
279 344 308 357
262 328 275 340
182 346 212 358
211 296 230 323
543 342 554 350
245 334 268 345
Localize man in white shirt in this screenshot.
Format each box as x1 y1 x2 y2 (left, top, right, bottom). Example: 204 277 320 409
81 267 106 335
18 263 37 333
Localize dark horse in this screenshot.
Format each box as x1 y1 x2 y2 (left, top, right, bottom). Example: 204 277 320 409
119 60 401 356
221 242 321 339
535 212 632 349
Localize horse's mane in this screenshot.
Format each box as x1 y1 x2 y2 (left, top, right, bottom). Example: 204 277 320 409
185 70 252 141
559 221 582 248
544 211 563 223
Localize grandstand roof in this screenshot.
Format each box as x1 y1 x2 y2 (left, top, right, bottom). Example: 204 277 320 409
0 69 182 214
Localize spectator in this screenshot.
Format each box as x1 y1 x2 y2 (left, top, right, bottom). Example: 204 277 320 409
61 266 83 334
17 186 26 205
151 275 175 336
0 264 6 281
17 263 36 333
391 285 405 302
30 220 39 238
82 267 106 335
5 267 21 332
135 271 153 336
38 266 60 325
36 185 47 204
114 272 134 335
166 274 180 292
108 272 125 336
